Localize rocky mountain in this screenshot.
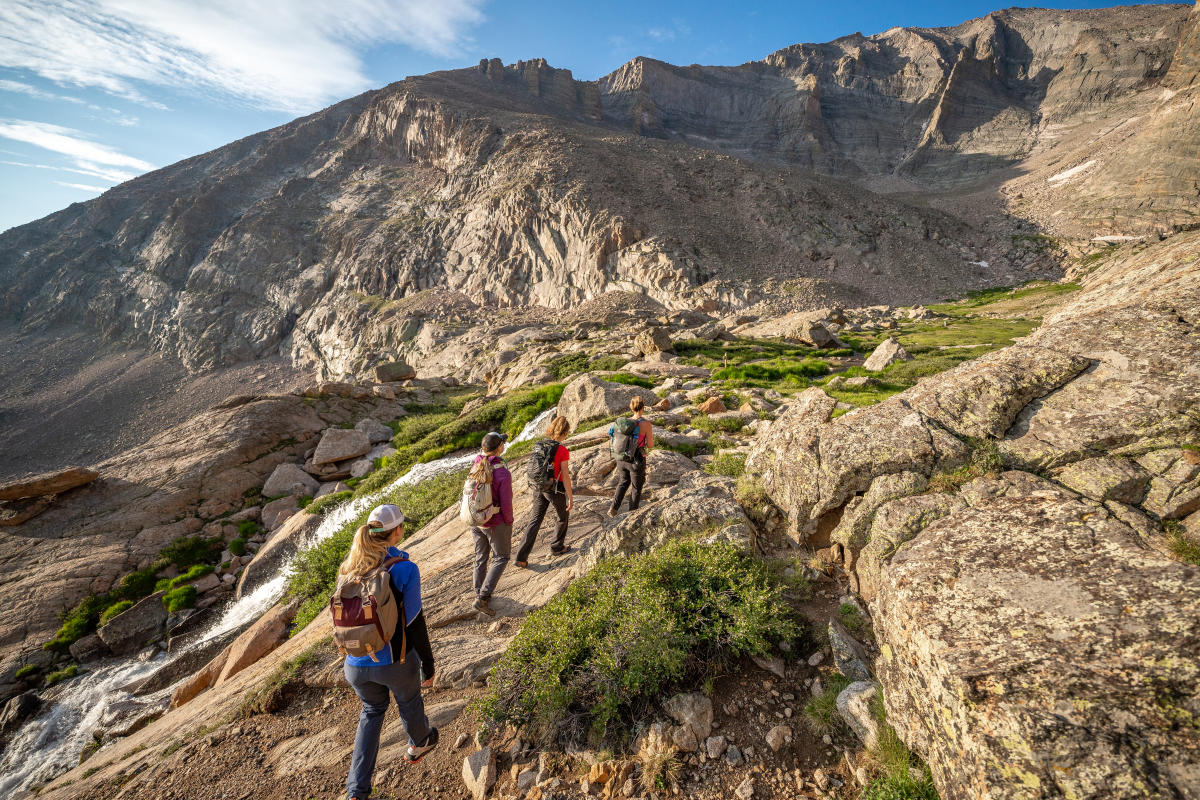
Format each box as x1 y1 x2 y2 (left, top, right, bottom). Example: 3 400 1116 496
3 4 1193 389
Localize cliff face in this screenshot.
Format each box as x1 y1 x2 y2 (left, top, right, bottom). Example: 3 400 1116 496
0 4 1195 379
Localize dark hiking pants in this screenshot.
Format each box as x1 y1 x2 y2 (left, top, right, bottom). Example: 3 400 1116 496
516 487 569 562
609 454 646 515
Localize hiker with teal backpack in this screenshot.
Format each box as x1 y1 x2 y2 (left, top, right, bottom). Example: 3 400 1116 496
460 431 514 617
608 396 653 516
515 415 574 568
330 503 438 800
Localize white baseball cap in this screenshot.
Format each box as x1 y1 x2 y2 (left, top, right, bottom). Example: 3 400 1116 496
368 504 408 534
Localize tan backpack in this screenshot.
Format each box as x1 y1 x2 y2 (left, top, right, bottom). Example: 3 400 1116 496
330 555 407 662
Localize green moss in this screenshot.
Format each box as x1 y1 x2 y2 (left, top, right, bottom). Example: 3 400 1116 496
162 585 198 613
159 536 221 570
656 439 711 458
99 600 134 626
928 438 1003 493
236 519 261 537
45 664 79 687
15 664 40 680
479 539 799 746
116 567 160 601
228 538 247 557
838 602 868 635
155 564 215 592
44 594 109 654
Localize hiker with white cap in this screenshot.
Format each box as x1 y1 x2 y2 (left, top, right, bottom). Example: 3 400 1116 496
333 503 438 800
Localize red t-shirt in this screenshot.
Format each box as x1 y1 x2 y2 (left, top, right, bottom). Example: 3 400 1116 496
553 445 570 481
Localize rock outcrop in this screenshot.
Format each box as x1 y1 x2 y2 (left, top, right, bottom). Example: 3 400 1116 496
556 374 659 430
749 229 1200 799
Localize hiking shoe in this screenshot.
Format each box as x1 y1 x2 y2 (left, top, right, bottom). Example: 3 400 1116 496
407 727 439 763
607 508 618 518
473 598 496 617
551 545 571 557
514 560 528 568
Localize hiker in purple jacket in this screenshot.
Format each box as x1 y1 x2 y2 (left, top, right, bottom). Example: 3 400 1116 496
470 431 513 617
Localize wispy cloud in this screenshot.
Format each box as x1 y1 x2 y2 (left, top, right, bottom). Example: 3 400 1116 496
0 78 86 104
0 0 487 113
0 120 152 184
55 180 107 192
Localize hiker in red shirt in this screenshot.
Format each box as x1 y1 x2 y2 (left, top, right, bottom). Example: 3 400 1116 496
515 415 574 567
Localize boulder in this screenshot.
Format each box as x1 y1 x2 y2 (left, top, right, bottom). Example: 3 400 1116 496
1053 457 1150 504
836 681 880 749
664 692 712 752
705 735 728 759
791 318 842 349
97 591 168 655
217 599 298 683
261 495 299 530
262 463 320 499
349 459 374 479
0 691 41 735
375 361 416 382
0 466 99 501
355 418 394 444
462 747 496 800
696 396 726 415
556 375 659 430
314 481 350 499
237 512 322 599
827 618 872 682
634 327 674 355
863 337 912 371
844 376 881 388
584 473 752 567
68 632 109 663
312 428 372 466
644 449 701 486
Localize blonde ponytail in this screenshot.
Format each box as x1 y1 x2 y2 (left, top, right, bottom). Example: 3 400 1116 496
340 524 391 579
470 454 494 485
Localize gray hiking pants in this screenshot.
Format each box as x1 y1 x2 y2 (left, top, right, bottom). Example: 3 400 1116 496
473 523 511 601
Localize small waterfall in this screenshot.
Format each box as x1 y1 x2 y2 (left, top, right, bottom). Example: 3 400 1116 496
0 407 555 795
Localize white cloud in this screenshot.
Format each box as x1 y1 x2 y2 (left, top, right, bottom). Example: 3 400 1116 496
0 119 151 187
0 78 86 104
0 0 487 113
55 181 107 192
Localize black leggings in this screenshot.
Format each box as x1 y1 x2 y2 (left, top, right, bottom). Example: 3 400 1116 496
516 487 569 561
609 455 646 514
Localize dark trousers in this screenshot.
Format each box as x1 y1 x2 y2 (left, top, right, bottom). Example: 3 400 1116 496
609 455 646 514
472 523 511 601
516 487 569 561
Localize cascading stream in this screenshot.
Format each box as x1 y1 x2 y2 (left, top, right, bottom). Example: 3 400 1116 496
0 408 556 796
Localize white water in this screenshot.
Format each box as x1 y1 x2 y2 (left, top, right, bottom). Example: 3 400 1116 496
0 407 555 795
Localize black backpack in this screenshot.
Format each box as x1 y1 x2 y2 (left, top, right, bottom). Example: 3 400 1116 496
611 418 641 462
526 439 561 493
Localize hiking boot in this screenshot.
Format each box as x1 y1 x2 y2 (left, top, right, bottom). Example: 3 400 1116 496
514 560 528 568
407 727 439 763
473 597 496 617
551 545 571 557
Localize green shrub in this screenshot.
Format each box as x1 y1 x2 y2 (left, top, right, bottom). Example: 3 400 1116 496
99 600 134 626
229 538 247 557
159 536 221 570
299 495 314 508
706 452 747 477
656 440 710 458
690 415 746 434
44 594 109 653
546 352 590 379
45 664 79 687
163 585 198 613
604 372 655 389
592 355 630 371
479 539 800 745
289 468 469 631
236 519 261 537
15 664 40 680
307 490 353 515
839 602 869 635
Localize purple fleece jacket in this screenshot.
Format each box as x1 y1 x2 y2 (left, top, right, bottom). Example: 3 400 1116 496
474 454 513 526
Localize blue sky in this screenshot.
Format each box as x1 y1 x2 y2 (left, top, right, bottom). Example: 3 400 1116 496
0 0 1174 233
